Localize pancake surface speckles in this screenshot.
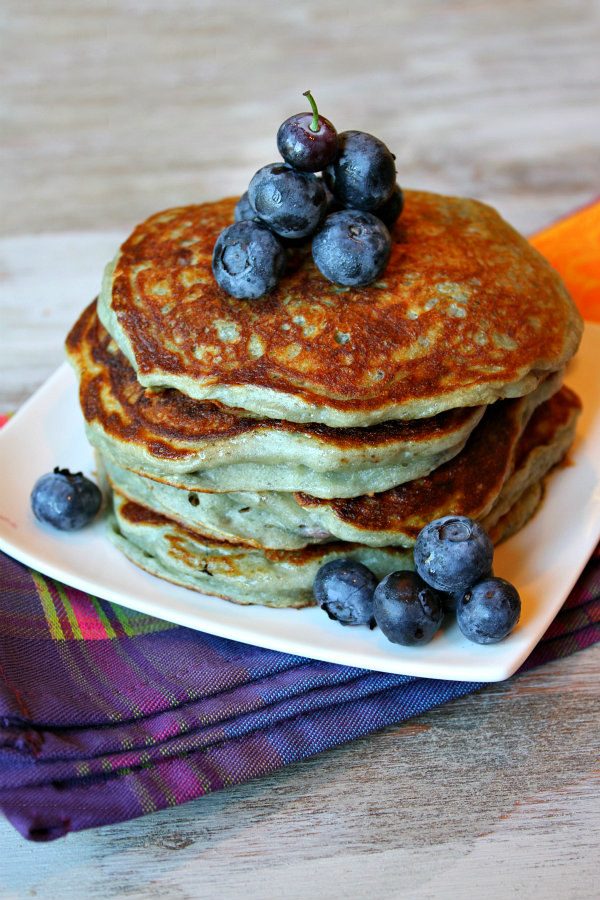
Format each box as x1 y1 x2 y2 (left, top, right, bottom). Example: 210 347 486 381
98 191 583 426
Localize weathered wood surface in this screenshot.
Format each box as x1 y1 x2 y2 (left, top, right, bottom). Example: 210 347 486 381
1 1 599 897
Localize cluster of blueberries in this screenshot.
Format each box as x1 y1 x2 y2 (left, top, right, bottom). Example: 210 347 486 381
212 91 402 300
313 515 522 645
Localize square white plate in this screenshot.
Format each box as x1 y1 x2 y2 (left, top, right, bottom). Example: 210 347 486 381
1 324 599 682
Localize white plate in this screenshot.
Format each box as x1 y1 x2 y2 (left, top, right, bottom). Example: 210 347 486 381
1 324 599 682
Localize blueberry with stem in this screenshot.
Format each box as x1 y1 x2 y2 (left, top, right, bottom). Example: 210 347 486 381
414 515 494 594
277 90 338 172
373 570 444 646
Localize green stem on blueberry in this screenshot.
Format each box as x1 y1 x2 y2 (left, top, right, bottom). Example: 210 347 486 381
302 90 320 132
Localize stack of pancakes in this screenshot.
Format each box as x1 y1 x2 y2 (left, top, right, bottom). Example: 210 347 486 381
66 191 583 608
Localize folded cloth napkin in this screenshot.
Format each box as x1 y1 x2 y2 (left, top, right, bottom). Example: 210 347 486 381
0 547 598 842
1 199 599 841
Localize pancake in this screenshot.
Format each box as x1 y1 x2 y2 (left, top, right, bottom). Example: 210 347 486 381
103 383 580 550
486 481 544 545
481 385 578 534
109 480 546 608
67 301 485 498
98 191 582 426
109 492 413 608
293 384 580 546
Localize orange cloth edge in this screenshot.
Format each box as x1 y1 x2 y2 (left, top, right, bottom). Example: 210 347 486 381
529 198 600 323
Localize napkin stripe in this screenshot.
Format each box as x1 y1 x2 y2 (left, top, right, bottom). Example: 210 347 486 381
27 569 176 642
542 597 599 639
31 571 65 641
54 581 84 640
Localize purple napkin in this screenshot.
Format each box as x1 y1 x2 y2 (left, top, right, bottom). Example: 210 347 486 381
1 544 598 841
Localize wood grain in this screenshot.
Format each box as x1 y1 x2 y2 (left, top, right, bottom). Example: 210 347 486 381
1 0 599 240
1 0 599 896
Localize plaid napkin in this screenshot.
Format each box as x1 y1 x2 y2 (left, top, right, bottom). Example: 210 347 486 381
1 199 599 841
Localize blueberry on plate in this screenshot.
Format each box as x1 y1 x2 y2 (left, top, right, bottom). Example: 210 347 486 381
277 90 338 172
313 558 377 626
373 570 444 646
374 184 404 229
446 564 495 611
324 131 396 211
212 221 287 299
414 515 494 594
457 577 521 644
248 163 327 240
31 467 102 531
312 210 391 286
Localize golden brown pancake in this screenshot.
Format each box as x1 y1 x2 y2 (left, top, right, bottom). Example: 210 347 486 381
108 379 575 608
98 191 582 426
66 301 487 497
294 386 581 544
109 492 414 608
101 384 580 550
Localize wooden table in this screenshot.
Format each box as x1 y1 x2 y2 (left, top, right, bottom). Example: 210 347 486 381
1 2 599 897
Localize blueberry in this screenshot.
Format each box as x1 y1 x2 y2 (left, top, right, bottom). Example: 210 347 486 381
31 467 102 531
414 516 494 594
312 210 391 286
373 571 444 646
457 577 521 644
446 564 495 610
375 184 404 229
248 163 327 240
212 221 287 299
234 191 259 223
313 559 377 626
324 131 396 211
277 90 338 172
318 176 340 215
444 591 462 612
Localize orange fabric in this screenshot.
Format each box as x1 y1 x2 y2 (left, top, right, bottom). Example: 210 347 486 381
530 199 600 323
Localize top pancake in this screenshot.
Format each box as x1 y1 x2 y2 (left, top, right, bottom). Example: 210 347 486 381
98 191 582 426
65 301 485 497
